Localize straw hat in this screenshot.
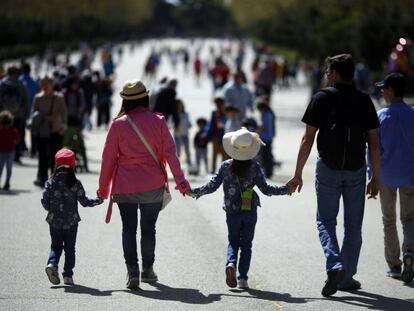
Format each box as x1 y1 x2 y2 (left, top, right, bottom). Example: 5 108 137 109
120 79 149 100
222 127 265 161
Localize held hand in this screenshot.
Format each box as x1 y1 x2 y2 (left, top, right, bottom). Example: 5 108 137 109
185 190 195 198
286 183 297 195
175 180 191 196
288 175 303 193
366 178 379 199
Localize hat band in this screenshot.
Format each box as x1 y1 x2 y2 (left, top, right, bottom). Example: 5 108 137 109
121 89 147 97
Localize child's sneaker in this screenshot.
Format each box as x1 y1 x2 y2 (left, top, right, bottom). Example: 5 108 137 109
45 264 60 285
225 263 237 288
63 276 74 285
237 278 249 289
402 252 414 284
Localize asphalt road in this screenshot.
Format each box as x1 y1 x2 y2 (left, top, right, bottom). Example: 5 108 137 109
0 39 413 311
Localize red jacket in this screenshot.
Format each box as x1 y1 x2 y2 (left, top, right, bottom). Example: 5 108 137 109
0 127 19 152
97 107 189 199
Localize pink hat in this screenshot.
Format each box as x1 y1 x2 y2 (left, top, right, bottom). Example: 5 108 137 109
55 148 76 168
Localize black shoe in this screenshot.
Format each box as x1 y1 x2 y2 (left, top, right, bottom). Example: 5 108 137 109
338 278 361 291
126 264 140 289
3 183 10 191
402 252 414 284
141 265 158 283
386 265 402 279
321 269 345 297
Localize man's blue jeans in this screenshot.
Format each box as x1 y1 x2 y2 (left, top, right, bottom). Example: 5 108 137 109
226 210 257 280
315 159 366 286
118 202 162 269
47 225 78 277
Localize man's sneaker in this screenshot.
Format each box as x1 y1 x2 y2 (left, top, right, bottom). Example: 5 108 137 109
45 264 60 285
141 266 158 283
2 183 10 191
126 264 140 289
321 269 345 297
63 276 74 285
237 278 249 289
338 278 361 291
402 252 414 284
386 266 402 279
225 263 237 288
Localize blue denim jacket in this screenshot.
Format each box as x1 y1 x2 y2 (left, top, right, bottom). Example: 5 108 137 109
41 171 101 229
192 159 288 213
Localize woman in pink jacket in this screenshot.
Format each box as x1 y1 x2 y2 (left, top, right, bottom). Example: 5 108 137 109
97 79 190 290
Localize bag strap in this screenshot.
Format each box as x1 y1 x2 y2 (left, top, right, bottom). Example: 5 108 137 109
126 114 160 166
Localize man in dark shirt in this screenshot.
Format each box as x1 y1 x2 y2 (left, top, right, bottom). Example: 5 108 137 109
288 54 381 297
153 79 179 128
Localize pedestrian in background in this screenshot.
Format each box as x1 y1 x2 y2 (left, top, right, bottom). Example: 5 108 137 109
289 54 381 297
207 96 228 173
174 99 192 167
97 80 191 290
193 117 209 175
374 73 414 284
42 148 102 286
188 128 294 289
257 99 276 178
32 77 67 188
0 110 19 190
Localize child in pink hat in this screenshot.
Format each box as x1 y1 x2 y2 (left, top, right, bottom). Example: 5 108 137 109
41 148 103 286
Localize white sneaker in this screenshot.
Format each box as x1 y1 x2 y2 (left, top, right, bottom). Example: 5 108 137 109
63 276 74 285
45 264 60 285
237 278 249 289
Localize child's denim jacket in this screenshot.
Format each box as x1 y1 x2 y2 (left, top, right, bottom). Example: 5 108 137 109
192 159 288 213
41 171 100 229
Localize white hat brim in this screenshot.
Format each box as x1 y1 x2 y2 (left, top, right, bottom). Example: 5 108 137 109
222 132 261 161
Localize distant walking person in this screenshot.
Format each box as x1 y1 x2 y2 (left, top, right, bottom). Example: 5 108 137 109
0 66 28 163
174 99 192 167
97 80 191 289
153 79 179 128
193 117 209 175
374 73 414 284
187 128 295 289
0 111 19 190
288 54 381 297
42 148 102 286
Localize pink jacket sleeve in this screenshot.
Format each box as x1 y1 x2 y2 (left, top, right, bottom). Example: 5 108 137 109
159 118 190 191
97 121 119 199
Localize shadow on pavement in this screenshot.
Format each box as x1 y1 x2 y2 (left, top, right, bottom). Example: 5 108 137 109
131 282 222 304
225 288 312 305
51 284 113 296
0 189 32 196
331 290 414 311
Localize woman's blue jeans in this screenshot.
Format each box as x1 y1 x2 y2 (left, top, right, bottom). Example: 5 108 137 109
226 210 257 280
118 202 162 269
315 159 366 286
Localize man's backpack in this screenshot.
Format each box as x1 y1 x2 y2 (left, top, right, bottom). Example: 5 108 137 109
318 87 368 170
0 81 22 118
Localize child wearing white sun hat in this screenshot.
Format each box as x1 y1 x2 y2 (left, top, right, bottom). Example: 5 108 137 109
187 127 295 289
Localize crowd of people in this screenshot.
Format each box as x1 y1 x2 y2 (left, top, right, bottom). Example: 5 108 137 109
0 41 413 296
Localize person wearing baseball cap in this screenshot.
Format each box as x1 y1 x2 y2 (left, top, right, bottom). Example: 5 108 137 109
41 148 103 286
374 72 414 284
187 128 295 289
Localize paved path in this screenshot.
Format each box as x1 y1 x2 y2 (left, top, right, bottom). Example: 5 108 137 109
0 39 413 311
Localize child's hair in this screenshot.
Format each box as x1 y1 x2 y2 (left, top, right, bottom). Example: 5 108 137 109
176 99 185 113
231 159 252 178
0 110 14 127
196 117 207 128
52 166 78 188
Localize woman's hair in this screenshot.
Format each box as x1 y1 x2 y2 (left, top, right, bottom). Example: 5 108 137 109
116 96 149 118
52 166 78 188
230 159 252 178
0 110 14 127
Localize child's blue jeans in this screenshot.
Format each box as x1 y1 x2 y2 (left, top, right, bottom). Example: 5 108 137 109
226 210 257 280
0 151 14 185
47 225 78 277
